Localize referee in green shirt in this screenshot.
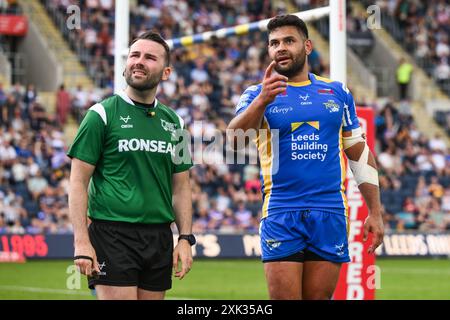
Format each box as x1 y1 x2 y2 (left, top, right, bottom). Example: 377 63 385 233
68 31 195 300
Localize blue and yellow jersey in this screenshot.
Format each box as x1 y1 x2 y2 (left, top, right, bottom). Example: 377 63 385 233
235 73 360 218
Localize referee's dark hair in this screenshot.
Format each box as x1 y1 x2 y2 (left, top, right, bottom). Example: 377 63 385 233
130 31 170 66
267 14 309 40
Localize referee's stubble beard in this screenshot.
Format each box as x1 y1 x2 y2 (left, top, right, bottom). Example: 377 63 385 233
124 64 164 91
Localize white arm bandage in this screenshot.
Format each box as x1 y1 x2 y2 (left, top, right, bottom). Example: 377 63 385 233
342 127 379 186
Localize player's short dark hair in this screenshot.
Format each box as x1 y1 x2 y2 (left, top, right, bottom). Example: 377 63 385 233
267 14 309 39
130 31 170 66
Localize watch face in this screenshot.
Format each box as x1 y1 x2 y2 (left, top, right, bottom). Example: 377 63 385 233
180 234 196 246
187 235 196 245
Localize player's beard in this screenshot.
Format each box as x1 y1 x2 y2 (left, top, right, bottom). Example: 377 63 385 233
274 51 307 78
125 67 163 91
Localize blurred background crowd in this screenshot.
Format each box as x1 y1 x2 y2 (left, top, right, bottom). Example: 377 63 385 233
0 0 449 234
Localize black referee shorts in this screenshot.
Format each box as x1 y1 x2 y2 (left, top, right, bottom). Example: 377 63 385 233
87 218 173 291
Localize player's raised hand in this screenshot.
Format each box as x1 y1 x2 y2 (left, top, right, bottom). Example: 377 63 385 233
259 61 288 105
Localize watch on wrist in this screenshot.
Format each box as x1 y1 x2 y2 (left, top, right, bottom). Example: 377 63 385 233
178 234 196 246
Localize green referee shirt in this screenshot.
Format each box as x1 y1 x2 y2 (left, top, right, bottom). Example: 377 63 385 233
67 92 193 224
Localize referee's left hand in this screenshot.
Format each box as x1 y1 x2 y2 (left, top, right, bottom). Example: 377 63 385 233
173 240 193 280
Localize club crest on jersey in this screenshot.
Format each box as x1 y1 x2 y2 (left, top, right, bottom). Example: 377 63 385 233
120 115 133 128
161 119 178 139
323 100 340 113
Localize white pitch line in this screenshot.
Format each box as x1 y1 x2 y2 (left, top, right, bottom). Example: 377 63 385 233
0 285 199 299
0 285 92 296
380 268 450 275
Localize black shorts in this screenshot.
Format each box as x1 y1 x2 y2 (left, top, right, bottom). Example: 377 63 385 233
88 218 173 291
262 249 327 263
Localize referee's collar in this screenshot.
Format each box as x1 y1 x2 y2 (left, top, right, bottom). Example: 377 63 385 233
117 91 158 107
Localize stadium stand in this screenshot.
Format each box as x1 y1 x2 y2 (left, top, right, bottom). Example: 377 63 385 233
358 0 450 96
0 0 449 234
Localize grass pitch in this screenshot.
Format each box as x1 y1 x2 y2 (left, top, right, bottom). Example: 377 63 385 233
0 258 449 300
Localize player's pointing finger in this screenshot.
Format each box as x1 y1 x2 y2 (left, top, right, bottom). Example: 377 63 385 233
264 60 277 79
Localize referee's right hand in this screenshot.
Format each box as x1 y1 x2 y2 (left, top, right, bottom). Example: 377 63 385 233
259 60 288 105
74 241 100 276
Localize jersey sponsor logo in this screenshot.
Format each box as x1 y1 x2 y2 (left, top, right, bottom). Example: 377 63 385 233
247 85 259 92
118 138 175 155
299 93 312 105
318 88 334 95
291 121 319 131
323 100 340 112
290 121 328 162
299 94 309 101
268 106 293 114
277 90 288 97
335 243 345 257
120 115 133 128
120 115 131 123
97 261 107 276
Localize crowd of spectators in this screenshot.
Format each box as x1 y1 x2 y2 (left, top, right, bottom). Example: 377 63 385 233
360 0 450 95
43 0 275 89
0 82 73 234
375 99 450 231
0 0 21 14
0 0 449 234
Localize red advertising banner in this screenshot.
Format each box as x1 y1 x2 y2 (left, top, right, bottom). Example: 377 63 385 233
0 15 28 36
334 107 376 300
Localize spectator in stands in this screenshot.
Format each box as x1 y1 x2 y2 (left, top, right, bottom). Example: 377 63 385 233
0 82 6 106
396 57 413 100
425 198 448 231
402 143 419 174
234 200 253 231
23 84 37 115
192 207 209 233
3 94 18 123
378 142 403 176
396 196 419 231
27 169 48 201
434 57 450 86
56 84 71 125
428 176 445 199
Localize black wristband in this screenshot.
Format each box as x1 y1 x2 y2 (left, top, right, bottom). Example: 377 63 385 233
74 255 93 263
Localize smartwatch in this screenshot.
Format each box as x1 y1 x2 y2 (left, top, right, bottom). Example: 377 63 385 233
178 234 196 246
